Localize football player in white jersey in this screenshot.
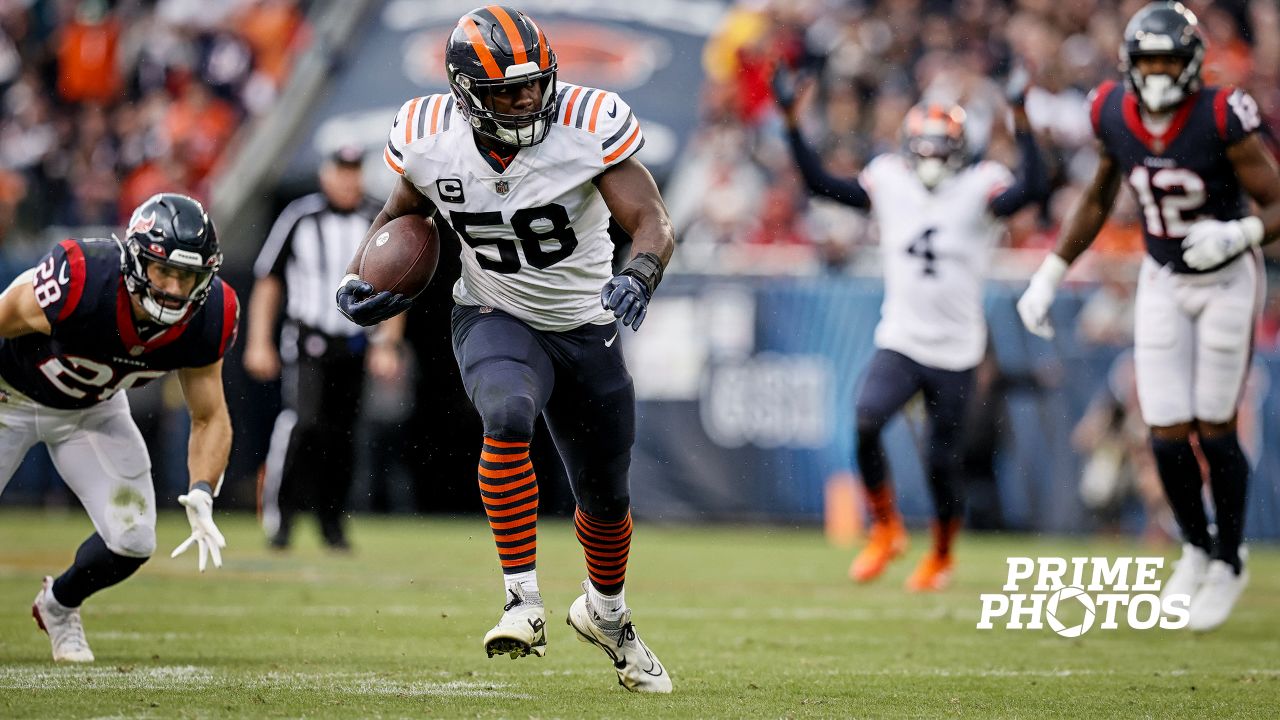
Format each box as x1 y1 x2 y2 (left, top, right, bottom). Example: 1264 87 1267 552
336 6 672 693
774 68 1047 591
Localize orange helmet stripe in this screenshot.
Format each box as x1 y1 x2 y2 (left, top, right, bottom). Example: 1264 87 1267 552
486 6 527 66
532 21 549 69
460 16 504 79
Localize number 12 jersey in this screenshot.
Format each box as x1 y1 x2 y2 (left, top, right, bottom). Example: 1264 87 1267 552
385 84 644 331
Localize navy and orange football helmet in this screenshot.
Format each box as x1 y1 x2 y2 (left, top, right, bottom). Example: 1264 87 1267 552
902 103 968 189
445 6 558 147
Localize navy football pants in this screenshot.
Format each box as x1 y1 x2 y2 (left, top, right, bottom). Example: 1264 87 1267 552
854 349 974 524
451 306 634 520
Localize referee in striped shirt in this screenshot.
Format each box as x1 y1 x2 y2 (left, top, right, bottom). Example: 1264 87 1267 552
244 146 400 550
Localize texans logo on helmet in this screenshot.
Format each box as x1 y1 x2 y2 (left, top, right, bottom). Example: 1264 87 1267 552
129 212 156 237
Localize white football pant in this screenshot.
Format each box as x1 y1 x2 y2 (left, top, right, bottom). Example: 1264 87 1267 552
0 378 156 558
1134 250 1263 428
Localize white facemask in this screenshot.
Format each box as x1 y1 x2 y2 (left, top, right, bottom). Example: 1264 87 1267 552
494 118 546 147
140 292 191 325
1136 73 1183 113
915 157 951 189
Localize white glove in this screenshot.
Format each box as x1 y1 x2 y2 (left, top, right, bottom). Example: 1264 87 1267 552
171 484 225 572
1017 254 1069 339
1181 217 1264 270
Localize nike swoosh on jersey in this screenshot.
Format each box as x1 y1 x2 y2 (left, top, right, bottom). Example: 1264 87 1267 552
607 101 617 118
58 262 68 285
604 330 619 347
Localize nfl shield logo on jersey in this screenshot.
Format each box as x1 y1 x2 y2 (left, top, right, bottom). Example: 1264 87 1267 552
494 180 510 195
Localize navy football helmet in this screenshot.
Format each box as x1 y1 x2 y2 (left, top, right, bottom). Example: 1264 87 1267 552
445 6 558 147
121 193 222 325
1120 2 1205 113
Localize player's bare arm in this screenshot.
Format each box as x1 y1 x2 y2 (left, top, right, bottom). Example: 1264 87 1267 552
1017 147 1122 339
595 157 674 266
0 271 52 338
170 359 231 572
1054 148 1124 264
1228 133 1280 240
346 176 438 276
595 156 674 330
179 359 232 492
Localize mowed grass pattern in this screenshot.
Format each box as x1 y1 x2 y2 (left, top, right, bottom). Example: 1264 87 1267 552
1 510 1278 718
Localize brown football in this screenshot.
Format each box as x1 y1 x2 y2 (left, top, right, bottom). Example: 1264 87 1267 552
358 215 439 300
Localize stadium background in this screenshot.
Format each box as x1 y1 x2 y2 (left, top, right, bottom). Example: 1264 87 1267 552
1 0 1279 540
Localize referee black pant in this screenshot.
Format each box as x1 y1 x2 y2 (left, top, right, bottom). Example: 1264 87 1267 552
264 325 365 544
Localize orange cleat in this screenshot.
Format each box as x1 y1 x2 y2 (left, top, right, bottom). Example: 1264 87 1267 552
848 517 908 583
905 550 954 592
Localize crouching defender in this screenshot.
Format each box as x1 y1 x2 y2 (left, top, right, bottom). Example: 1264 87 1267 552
0 193 237 661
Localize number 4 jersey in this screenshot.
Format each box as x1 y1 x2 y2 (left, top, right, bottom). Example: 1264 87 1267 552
860 155 1013 371
1091 81 1258 273
0 238 240 410
384 84 643 331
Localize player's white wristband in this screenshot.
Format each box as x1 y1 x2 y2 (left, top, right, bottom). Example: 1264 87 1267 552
1240 216 1265 247
338 273 361 293
1031 253 1069 289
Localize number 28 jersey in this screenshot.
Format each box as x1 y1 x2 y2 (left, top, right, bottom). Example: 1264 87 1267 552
0 238 239 410
384 84 644 331
1090 81 1259 274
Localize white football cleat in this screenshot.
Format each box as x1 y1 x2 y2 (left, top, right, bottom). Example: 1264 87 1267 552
1161 543 1209 604
483 586 547 659
32 576 94 663
1188 559 1249 632
566 583 671 693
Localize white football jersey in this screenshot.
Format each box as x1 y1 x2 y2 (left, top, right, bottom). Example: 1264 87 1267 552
384 83 644 331
860 155 1013 371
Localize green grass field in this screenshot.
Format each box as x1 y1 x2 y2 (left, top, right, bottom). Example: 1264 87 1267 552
1 510 1277 718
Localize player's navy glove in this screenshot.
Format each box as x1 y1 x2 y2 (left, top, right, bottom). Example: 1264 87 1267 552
771 64 805 111
171 482 225 573
1181 217 1265 270
601 275 651 330
336 274 414 327
601 252 664 332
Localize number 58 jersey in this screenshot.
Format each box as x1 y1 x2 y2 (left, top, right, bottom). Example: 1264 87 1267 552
385 84 644 331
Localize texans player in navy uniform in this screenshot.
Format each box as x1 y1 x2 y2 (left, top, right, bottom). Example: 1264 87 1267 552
0 193 239 661
1018 2 1280 631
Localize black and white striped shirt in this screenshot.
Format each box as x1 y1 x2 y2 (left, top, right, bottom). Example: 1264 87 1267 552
254 193 378 337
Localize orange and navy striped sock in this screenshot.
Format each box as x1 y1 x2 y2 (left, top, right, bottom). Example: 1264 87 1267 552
574 508 632 597
864 484 900 525
932 517 962 558
479 437 538 574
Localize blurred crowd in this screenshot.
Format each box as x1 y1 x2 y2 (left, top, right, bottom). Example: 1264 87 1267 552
0 0 310 262
669 0 1280 278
